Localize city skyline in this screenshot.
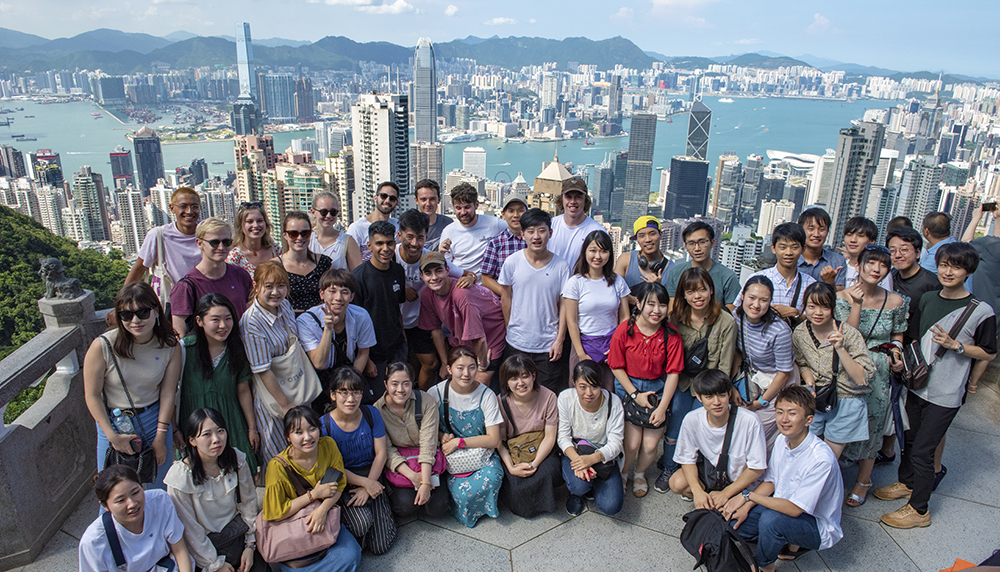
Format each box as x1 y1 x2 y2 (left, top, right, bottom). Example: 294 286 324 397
1 0 998 78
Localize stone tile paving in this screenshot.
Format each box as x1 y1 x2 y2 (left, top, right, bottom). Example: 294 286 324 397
14 389 1000 572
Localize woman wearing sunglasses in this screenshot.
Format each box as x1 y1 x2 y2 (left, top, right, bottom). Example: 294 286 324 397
171 218 254 337
277 211 333 315
228 202 283 284
84 281 181 488
309 192 362 272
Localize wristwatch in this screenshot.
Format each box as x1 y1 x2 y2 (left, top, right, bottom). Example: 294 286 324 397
630 391 639 401
956 342 966 355
757 396 769 408
742 489 751 502
245 543 256 551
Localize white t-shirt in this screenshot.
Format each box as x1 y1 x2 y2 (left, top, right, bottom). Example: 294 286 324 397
137 223 201 285
765 432 844 550
561 274 630 336
429 380 504 427
498 250 571 353
296 303 377 368
549 215 607 270
346 217 399 260
78 489 188 572
396 245 463 329
440 215 505 275
673 407 767 483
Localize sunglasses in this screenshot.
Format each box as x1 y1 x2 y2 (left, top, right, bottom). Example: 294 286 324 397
864 244 891 255
119 307 154 322
379 193 399 202
240 201 264 210
204 238 233 248
285 229 313 240
315 208 339 218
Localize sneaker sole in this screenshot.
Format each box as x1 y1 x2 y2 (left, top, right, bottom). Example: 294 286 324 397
881 517 930 529
873 490 912 501
653 485 670 494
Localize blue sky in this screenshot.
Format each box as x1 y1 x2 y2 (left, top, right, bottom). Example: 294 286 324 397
5 0 998 78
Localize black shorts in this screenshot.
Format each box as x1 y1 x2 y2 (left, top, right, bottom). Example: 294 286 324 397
405 327 437 355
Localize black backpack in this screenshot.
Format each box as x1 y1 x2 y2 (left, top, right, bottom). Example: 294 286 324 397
680 508 756 572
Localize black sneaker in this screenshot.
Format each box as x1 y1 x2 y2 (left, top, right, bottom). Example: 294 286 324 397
653 468 672 494
566 494 584 516
583 491 595 501
933 465 948 491
874 451 896 466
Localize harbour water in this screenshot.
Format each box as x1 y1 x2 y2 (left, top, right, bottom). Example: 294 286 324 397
0 96 891 192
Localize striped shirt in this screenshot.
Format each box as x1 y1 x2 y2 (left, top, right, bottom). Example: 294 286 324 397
240 298 296 373
480 228 525 279
734 266 816 312
735 314 794 373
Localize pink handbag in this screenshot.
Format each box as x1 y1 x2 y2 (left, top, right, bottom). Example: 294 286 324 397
384 446 447 488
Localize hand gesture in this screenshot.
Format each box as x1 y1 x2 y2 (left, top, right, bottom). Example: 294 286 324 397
323 304 340 328
438 238 452 254
930 323 958 351
821 265 842 285
827 321 845 349
729 386 745 407
439 362 450 380
847 283 864 305
641 267 664 283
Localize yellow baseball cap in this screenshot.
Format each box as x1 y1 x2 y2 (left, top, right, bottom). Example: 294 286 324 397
632 215 662 238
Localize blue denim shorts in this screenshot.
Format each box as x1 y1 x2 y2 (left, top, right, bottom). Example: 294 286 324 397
614 375 664 402
810 396 868 443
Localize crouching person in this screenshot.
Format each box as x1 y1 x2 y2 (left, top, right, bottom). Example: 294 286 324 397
725 386 843 570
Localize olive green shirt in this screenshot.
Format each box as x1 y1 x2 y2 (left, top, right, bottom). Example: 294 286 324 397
675 310 736 394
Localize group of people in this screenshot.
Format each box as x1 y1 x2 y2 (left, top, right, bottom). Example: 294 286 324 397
76 177 996 572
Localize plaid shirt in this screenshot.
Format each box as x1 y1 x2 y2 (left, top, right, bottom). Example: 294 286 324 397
480 228 525 278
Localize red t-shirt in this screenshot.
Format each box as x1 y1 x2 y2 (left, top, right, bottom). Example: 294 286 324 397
418 284 507 360
606 320 684 380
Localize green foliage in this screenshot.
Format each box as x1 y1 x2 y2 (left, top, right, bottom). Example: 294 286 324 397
3 379 45 424
0 206 129 360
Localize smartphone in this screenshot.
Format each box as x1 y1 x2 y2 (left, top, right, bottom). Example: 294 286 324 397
430 474 441 487
983 202 997 212
320 467 343 485
129 438 142 455
648 393 659 408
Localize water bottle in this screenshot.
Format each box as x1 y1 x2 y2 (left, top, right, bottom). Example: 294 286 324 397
112 408 134 434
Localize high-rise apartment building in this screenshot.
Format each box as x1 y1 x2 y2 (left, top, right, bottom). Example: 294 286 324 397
190 158 209 186
895 155 943 224
808 149 836 206
411 142 444 190
326 148 355 225
757 200 796 237
350 94 410 222
236 23 258 102
609 151 628 223
623 112 657 232
541 73 560 109
685 100 712 161
663 156 710 221
109 146 135 190
607 75 623 125
828 121 886 245
294 77 314 122
263 74 296 123
413 38 437 145
263 163 335 222
0 145 26 178
232 96 263 136
36 187 67 236
73 166 110 242
117 188 147 256
234 135 278 204
133 126 164 197
462 147 487 179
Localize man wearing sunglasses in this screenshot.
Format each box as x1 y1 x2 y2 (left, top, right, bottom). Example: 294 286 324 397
169 218 253 337
346 181 401 262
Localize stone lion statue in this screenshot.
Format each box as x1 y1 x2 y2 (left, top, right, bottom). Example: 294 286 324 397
38 258 84 300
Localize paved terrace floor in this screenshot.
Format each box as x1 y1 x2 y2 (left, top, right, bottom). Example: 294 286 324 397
13 387 1000 572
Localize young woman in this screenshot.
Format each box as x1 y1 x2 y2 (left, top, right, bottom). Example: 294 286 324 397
79 465 193 572
428 347 504 528
563 230 631 388
607 281 683 498
309 192 361 271
278 211 333 314
178 294 259 477
793 283 875 460
228 202 282 282
659 267 736 488
373 362 450 520
261 407 361 572
83 281 181 488
836 245 907 507
557 360 625 516
241 261 322 469
319 367 396 555
165 409 265 572
496 355 561 518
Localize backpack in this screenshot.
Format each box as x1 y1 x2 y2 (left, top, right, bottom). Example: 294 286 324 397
680 508 756 572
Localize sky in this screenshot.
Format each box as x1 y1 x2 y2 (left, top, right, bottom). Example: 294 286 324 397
4 0 999 78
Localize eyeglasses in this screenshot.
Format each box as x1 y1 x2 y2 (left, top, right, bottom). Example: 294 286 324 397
315 208 339 218
240 201 264 210
204 238 233 248
685 239 712 248
335 389 363 398
285 229 313 240
119 307 154 322
864 244 890 255
379 193 399 202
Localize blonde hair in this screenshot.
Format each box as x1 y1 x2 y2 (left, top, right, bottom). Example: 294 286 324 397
233 205 276 251
251 260 290 303
170 187 199 204
195 217 232 240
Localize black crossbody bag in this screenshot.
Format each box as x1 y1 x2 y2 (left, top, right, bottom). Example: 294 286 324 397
100 336 158 484
696 407 738 492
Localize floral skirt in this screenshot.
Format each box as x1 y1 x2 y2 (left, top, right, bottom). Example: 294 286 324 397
447 452 503 528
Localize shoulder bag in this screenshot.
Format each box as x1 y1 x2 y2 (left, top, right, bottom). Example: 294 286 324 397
808 321 840 414
102 510 175 572
252 333 322 418
100 336 157 484
254 455 341 568
572 393 617 481
683 333 710 378
441 383 492 476
733 317 762 403
903 300 980 391
142 225 175 310
384 392 447 488
696 407 738 492
500 395 545 466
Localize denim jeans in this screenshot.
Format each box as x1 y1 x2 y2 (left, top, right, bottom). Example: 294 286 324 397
661 389 701 472
733 505 822 568
96 402 173 489
562 455 623 516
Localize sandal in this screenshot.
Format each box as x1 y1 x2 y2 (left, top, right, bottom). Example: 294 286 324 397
969 382 978 394
845 482 872 508
778 545 812 561
633 476 648 498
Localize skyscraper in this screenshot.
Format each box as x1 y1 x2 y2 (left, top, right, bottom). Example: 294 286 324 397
350 93 410 222
410 142 444 189
413 38 437 145
133 126 164 197
463 147 486 179
607 75 623 125
109 146 135 190
232 96 263 136
236 23 258 101
663 156 710 221
685 100 712 161
294 77 314 122
623 112 657 232
117 188 147 256
263 74 296 123
73 166 110 242
541 73 560 109
827 121 886 245
0 145 26 178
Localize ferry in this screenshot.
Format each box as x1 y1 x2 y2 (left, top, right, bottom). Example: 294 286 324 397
16 137 37 141
91 112 101 117
719 98 735 103
11 134 24 138
23 115 34 118
211 161 225 165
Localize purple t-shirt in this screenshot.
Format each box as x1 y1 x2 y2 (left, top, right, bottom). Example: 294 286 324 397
137 223 201 284
169 263 253 318
418 284 506 360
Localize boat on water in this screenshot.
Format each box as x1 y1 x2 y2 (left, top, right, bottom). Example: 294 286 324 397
664 117 672 123
23 115 34 118
211 161 225 165
16 137 37 141
719 98 735 103
497 146 501 150
11 134 24 138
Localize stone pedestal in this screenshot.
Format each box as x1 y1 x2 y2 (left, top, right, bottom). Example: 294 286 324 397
37 290 95 330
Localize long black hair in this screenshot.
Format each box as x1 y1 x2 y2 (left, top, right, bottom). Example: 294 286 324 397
573 230 617 286
626 281 678 337
183 408 240 486
191 293 249 380
735 274 781 331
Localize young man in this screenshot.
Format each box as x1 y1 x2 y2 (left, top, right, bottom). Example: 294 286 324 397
481 192 527 301
667 370 768 506
727 385 844 571
418 251 507 390
665 221 740 305
960 204 1000 395
874 242 996 529
438 182 504 279
549 176 607 268
614 216 674 296
414 179 453 251
346 181 400 262
734 223 816 318
395 209 472 389
125 187 202 303
498 208 571 393
919 212 956 273
169 217 253 337
351 220 407 403
796 207 845 285
835 216 892 290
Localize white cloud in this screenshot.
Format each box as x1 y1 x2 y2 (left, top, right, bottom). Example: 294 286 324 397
484 16 517 25
610 6 633 20
528 18 536 24
805 13 839 35
357 0 415 13
735 38 761 45
444 4 458 16
0 2 15 11
651 0 718 8
684 16 712 28
323 0 374 4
